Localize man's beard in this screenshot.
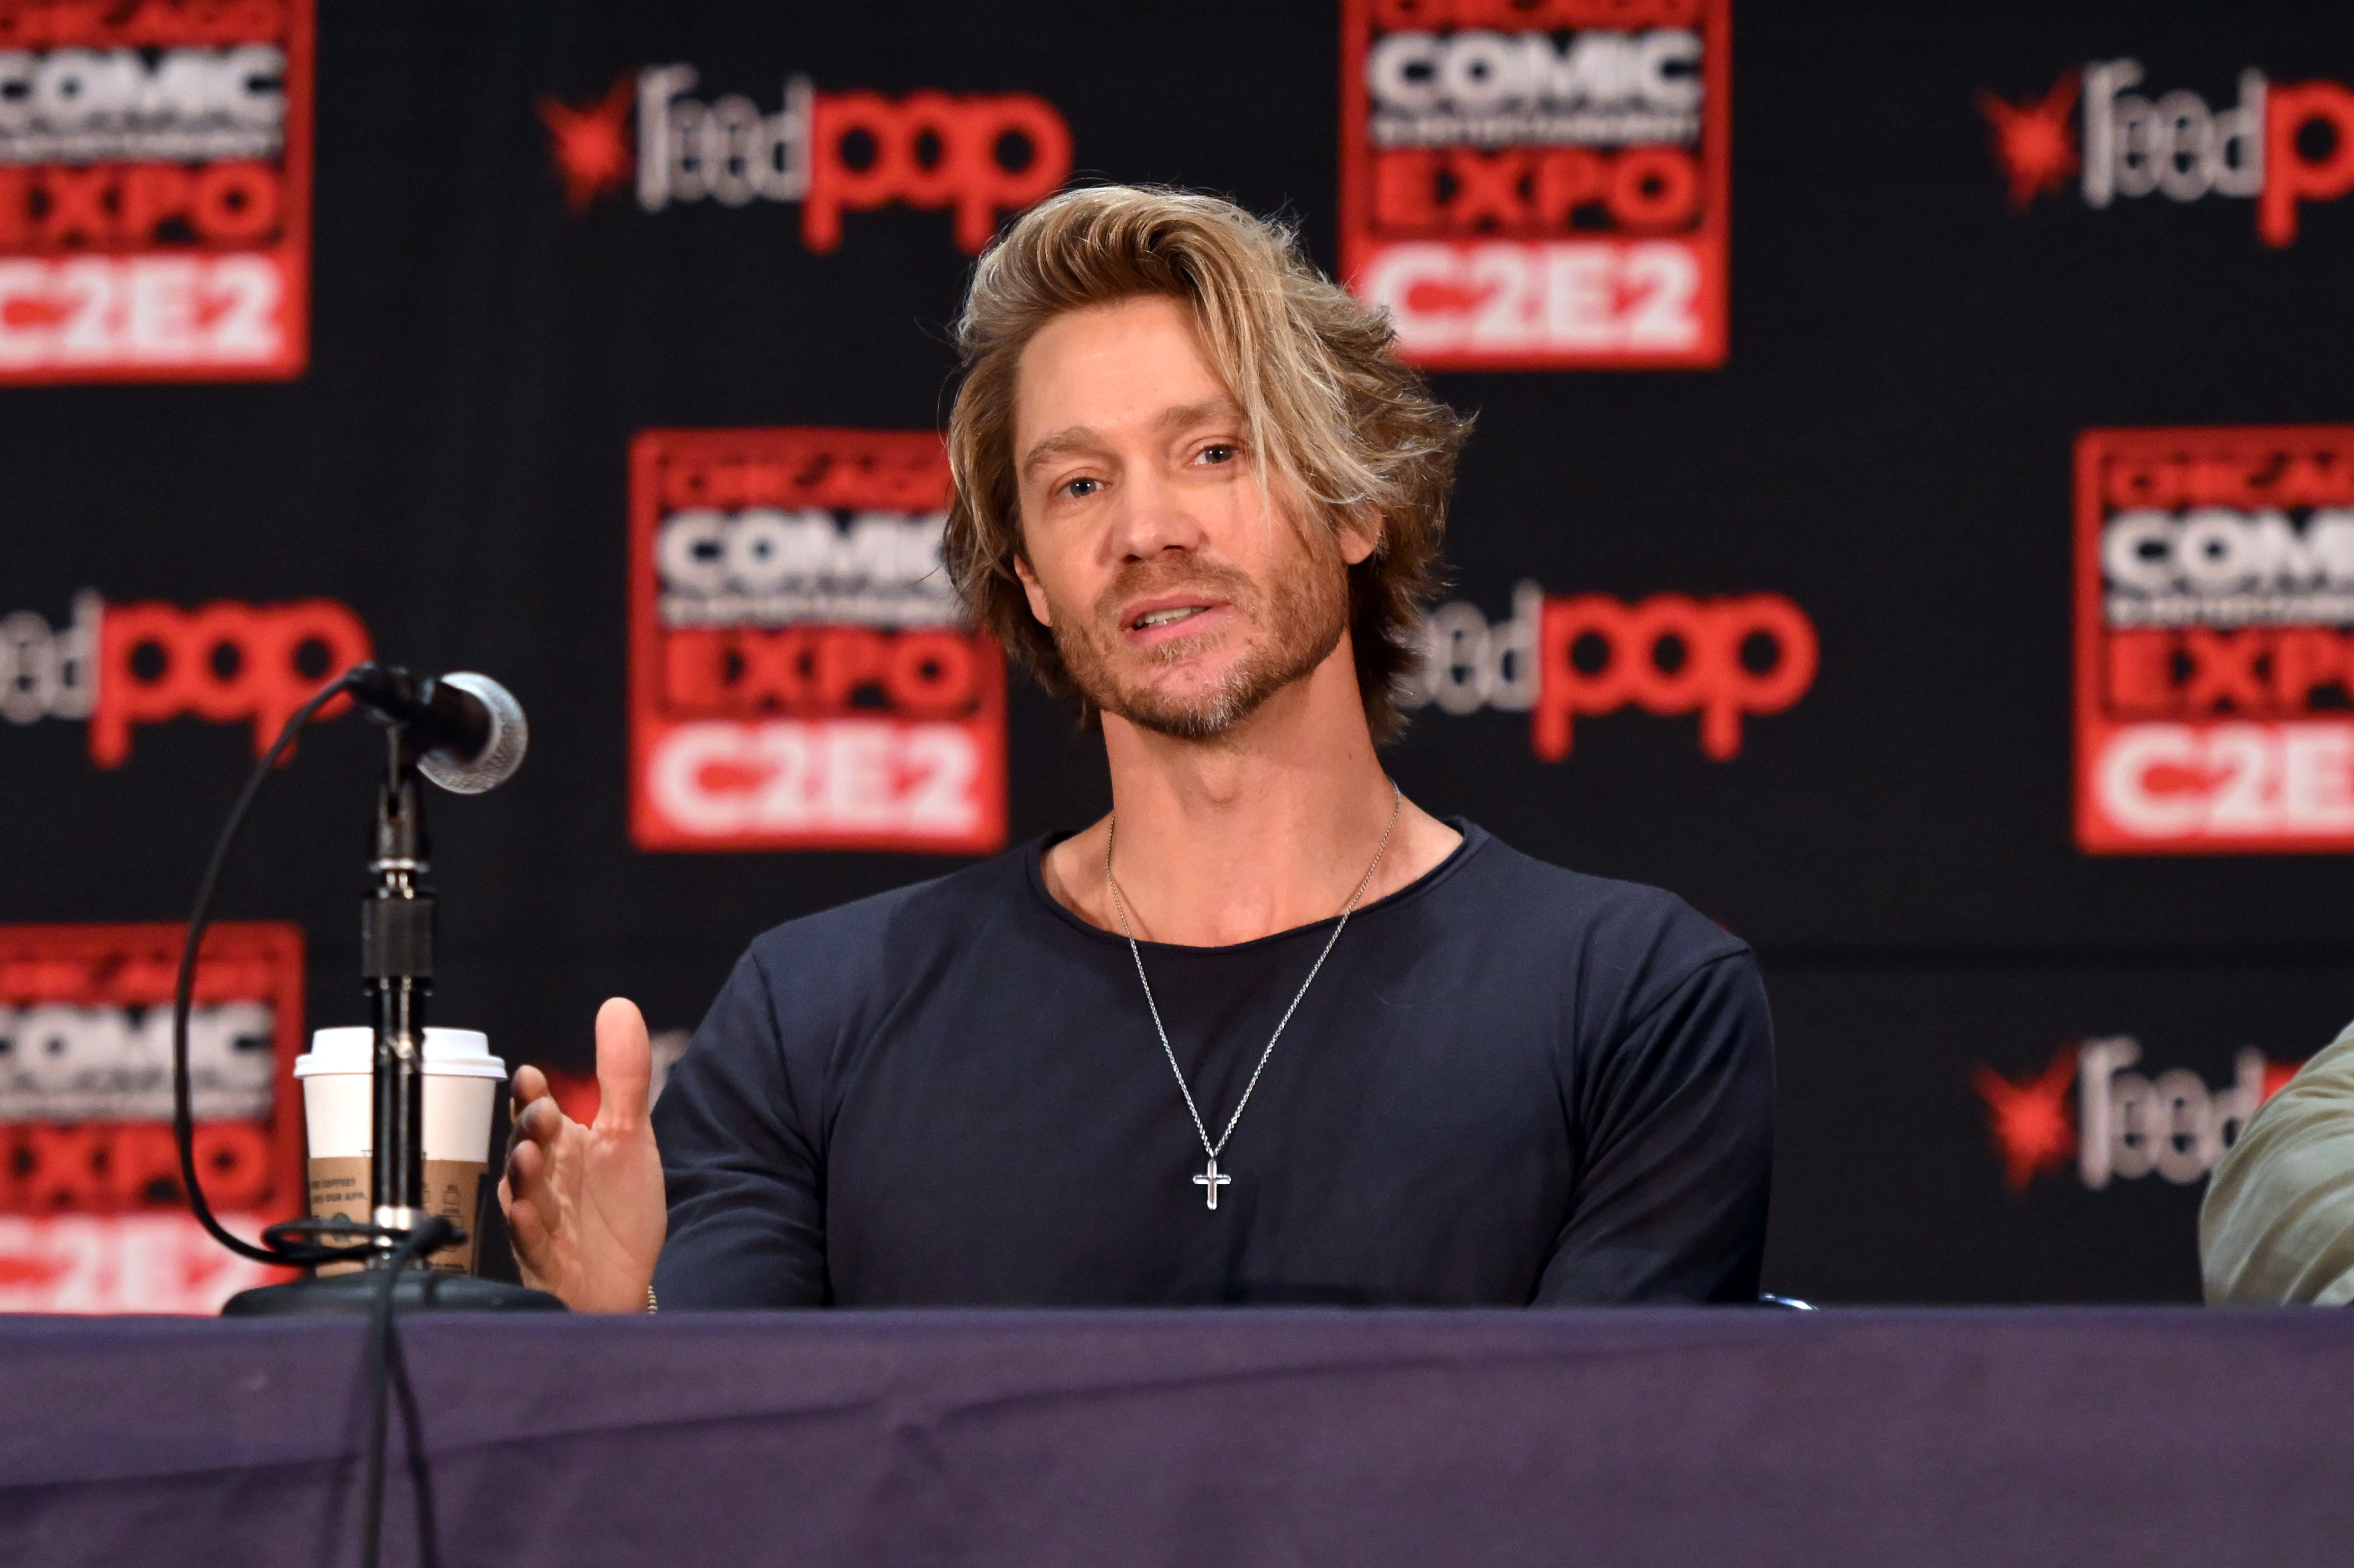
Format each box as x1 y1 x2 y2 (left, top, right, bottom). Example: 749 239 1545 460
1049 544 1350 742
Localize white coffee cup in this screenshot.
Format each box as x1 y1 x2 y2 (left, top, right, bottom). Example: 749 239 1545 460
294 1027 508 1274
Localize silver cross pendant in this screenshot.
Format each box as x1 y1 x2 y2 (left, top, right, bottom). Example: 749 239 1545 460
1193 1155 1232 1210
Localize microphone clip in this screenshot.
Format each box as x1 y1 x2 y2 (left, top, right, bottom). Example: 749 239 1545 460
345 661 528 795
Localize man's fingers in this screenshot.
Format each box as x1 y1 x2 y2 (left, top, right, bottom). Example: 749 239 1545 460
513 1063 550 1106
514 1094 571 1146
508 1133 547 1188
594 997 655 1131
504 1190 553 1279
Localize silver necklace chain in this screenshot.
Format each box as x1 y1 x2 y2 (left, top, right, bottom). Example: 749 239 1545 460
1104 781 1403 1190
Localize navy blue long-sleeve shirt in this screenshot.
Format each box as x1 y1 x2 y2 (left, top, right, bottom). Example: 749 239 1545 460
651 822 1774 1307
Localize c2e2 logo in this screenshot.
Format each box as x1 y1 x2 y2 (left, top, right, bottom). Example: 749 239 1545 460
0 921 303 1313
1339 0 1730 368
628 427 1008 854
0 0 313 382
2075 425 2354 852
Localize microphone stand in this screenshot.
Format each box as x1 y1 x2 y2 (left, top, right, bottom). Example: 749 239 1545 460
224 719 560 1315
367 728 436 1263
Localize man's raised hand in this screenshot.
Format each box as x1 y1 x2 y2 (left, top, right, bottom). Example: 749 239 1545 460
497 997 668 1313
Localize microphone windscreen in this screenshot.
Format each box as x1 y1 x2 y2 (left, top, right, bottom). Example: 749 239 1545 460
417 672 528 794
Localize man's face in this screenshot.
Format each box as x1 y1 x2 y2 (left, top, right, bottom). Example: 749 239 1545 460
1010 295 1371 741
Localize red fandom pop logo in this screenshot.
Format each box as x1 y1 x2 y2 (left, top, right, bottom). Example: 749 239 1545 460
1972 1041 2301 1194
1533 593 1815 760
0 591 372 766
1977 73 2080 212
93 598 371 766
1396 580 1818 758
540 64 1072 254
1971 1049 2079 1193
539 74 635 212
1978 59 2354 245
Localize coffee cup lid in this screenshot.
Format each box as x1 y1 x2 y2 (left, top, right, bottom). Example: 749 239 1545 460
295 1027 508 1080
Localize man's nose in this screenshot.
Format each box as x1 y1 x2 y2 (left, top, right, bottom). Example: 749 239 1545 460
1108 467 1206 561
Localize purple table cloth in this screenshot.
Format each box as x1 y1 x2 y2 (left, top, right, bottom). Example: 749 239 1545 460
1 1308 2347 1566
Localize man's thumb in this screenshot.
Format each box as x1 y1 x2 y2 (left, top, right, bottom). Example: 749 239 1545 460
593 996 654 1129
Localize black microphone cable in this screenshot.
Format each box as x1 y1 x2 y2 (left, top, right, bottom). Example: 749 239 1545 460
169 664 463 1568
172 668 372 1270
364 1215 457 1568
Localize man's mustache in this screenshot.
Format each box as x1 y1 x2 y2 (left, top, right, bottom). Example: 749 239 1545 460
1090 560 1258 630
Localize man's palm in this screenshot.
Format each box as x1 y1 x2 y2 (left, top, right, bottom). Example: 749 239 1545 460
497 997 668 1313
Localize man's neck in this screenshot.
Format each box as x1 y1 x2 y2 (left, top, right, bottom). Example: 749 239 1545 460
1041 644 1463 946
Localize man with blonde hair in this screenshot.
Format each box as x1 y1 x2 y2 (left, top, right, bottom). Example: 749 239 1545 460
499 185 1775 1310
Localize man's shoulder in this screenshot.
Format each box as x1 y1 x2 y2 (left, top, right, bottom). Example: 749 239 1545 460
1461 828 1745 959
739 840 1037 977
1448 827 1755 1019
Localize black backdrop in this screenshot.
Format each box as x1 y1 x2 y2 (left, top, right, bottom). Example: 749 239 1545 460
9 0 2354 1303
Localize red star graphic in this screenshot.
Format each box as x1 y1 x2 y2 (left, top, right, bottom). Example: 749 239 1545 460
1976 70 2080 213
539 74 636 214
1971 1047 2079 1193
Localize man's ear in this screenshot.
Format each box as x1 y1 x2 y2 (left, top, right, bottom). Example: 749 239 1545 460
1337 509 1383 567
1012 552 1054 627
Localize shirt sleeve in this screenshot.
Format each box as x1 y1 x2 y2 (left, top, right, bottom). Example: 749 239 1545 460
1532 950 1775 1305
2202 1018 2354 1306
650 949 830 1308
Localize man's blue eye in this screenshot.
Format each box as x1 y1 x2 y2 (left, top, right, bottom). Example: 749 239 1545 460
1067 477 1098 497
1202 445 1235 464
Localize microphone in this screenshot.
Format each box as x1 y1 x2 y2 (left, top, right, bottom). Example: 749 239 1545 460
344 662 529 793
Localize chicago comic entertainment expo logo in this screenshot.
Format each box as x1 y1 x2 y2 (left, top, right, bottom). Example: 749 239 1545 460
2075 426 2354 852
539 62 1070 254
0 922 303 1312
1980 57 2354 245
629 428 1008 853
0 0 312 380
1339 0 1730 368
